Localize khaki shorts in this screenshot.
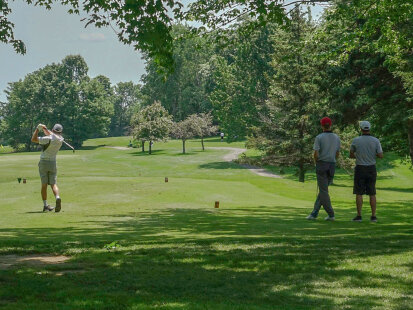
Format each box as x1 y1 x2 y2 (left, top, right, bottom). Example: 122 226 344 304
38 160 57 185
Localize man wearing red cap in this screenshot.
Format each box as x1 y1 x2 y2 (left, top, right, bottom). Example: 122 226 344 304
307 117 341 221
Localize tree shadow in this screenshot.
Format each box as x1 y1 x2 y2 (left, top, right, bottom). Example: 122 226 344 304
172 151 204 156
130 150 166 156
1 203 412 309
78 144 106 151
199 161 246 170
376 187 413 193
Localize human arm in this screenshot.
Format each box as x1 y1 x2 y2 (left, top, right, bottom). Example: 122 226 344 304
336 137 341 159
31 128 40 143
313 136 320 163
42 126 52 136
349 140 356 158
31 124 49 143
376 140 383 159
313 150 319 163
33 124 51 145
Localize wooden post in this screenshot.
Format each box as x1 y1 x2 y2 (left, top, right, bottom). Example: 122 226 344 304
165 177 168 183
215 201 219 208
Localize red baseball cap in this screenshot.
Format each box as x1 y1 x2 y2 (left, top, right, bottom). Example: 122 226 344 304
320 117 332 126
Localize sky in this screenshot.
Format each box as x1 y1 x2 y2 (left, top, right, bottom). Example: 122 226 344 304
0 1 326 102
0 2 146 102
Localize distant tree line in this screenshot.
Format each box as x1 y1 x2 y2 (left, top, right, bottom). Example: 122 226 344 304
1 0 411 181
0 55 142 150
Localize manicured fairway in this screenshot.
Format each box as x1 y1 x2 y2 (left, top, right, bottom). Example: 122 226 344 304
1 137 412 309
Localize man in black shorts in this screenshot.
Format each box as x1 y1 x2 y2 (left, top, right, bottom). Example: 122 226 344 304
350 121 383 222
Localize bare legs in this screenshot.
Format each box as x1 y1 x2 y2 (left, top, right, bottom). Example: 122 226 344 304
356 194 376 217
41 183 60 200
41 184 48 200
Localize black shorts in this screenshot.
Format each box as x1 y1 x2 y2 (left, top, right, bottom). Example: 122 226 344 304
353 165 377 195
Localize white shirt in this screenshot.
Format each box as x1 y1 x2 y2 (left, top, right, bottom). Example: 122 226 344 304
38 134 64 161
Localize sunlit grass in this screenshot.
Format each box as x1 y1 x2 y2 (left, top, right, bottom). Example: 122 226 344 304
0 137 412 309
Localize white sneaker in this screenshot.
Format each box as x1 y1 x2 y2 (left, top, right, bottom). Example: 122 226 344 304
306 215 317 220
325 216 335 221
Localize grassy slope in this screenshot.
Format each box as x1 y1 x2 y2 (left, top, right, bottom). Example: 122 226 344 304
0 137 412 310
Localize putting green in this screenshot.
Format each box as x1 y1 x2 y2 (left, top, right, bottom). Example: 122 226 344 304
0 137 412 309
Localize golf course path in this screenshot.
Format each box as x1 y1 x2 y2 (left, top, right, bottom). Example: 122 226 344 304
211 147 282 179
105 146 131 150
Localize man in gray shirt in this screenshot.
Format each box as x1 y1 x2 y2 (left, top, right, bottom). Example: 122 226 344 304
350 121 383 222
307 117 341 221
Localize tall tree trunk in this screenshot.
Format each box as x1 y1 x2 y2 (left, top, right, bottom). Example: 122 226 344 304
299 160 305 183
182 140 186 154
149 141 152 154
201 137 205 151
408 118 413 165
142 140 145 152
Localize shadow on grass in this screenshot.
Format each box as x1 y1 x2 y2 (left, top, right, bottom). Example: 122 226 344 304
199 161 246 170
1 202 413 309
130 150 166 156
78 145 106 151
172 151 202 156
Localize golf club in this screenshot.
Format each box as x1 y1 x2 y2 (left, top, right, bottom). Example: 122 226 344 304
62 140 75 153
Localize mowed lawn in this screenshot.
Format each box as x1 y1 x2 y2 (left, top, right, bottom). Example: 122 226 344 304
0 137 412 310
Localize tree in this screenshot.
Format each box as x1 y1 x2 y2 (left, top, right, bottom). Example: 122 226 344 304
1 77 42 151
0 55 113 150
131 101 172 154
318 1 413 163
208 21 276 140
171 118 197 154
141 24 214 120
250 6 319 182
51 56 113 147
110 82 142 136
187 113 217 151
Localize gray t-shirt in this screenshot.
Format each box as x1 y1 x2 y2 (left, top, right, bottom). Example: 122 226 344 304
313 132 341 163
39 134 63 161
350 135 383 166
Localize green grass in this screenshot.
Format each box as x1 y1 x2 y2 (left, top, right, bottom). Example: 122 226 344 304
0 137 412 309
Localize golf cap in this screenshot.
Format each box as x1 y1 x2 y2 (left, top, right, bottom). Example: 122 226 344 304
52 124 63 133
320 117 332 126
359 121 371 130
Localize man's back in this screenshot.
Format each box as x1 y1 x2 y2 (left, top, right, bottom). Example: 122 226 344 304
314 132 341 163
351 135 382 166
39 134 63 161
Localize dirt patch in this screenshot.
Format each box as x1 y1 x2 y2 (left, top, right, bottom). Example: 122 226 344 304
240 164 282 178
0 255 70 270
210 147 282 179
105 146 131 150
210 147 247 161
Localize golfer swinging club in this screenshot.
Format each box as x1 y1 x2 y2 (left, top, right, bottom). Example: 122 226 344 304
31 123 64 212
307 117 340 221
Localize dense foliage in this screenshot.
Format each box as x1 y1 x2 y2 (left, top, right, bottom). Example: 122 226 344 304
1 0 412 178
0 55 140 149
131 101 173 154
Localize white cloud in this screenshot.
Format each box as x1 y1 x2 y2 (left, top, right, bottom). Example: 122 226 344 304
79 33 106 42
